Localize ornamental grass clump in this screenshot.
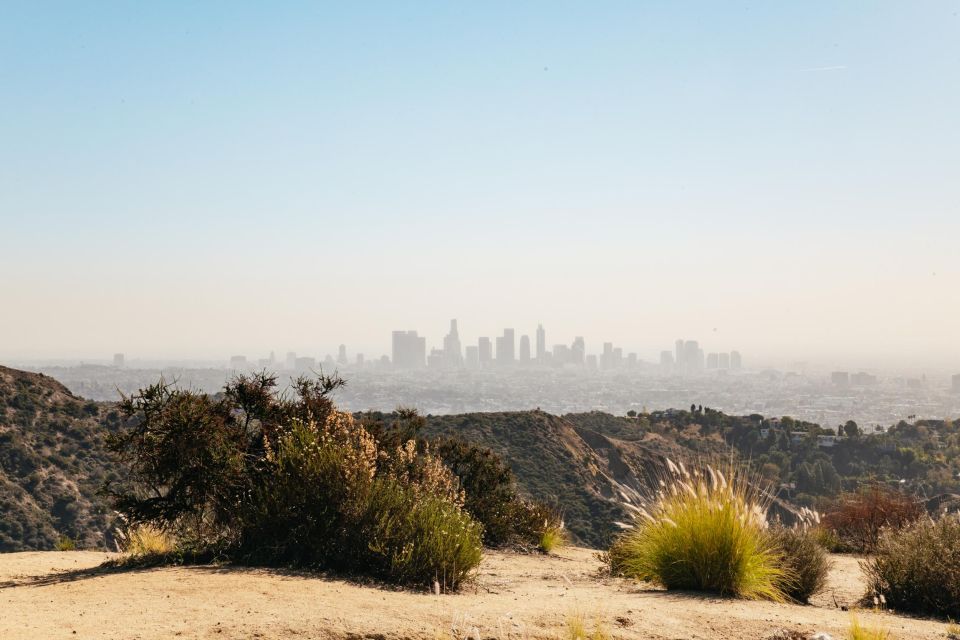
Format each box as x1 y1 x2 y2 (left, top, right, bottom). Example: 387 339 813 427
607 459 791 601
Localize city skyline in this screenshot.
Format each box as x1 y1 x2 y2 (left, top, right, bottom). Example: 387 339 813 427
2 4 959 370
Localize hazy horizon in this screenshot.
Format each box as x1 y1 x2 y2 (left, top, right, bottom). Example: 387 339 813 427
2 3 958 370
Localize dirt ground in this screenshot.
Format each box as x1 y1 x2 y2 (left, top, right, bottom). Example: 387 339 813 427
0 547 949 639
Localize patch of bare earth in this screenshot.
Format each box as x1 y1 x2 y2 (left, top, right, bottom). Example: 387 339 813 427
0 548 946 639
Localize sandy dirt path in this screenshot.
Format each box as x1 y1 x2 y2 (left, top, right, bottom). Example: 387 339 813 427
0 548 948 639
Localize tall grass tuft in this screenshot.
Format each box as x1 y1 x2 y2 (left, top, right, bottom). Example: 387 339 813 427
607 460 791 600
564 611 610 640
848 613 891 640
115 523 175 557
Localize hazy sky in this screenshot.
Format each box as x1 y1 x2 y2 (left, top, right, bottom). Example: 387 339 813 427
1 2 958 368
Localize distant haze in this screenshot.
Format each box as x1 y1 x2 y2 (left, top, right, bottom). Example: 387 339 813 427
1 3 958 370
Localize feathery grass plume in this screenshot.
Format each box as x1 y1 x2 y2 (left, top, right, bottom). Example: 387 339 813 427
539 520 566 554
607 459 791 601
847 613 891 640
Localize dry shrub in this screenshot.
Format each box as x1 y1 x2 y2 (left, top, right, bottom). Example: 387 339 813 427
766 526 832 603
862 515 960 619
822 484 923 553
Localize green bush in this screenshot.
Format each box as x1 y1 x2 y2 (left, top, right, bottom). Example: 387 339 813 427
364 411 562 550
862 515 960 619
608 461 790 601
767 526 832 603
108 377 483 590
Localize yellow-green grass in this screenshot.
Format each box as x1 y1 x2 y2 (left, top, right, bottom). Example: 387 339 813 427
608 460 792 601
848 613 891 640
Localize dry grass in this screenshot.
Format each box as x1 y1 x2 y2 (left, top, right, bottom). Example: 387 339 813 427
116 524 175 557
564 611 609 640
848 613 891 640
539 524 566 554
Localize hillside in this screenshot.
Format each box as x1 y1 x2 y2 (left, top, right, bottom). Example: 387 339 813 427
3 366 959 552
0 366 120 551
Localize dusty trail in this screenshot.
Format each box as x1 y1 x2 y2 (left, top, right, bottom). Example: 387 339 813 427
0 548 947 639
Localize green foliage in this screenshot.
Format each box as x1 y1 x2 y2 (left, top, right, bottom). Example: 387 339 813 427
0 366 117 552
608 462 790 601
364 411 564 550
108 377 482 590
54 535 76 551
766 526 832 603
862 515 960 619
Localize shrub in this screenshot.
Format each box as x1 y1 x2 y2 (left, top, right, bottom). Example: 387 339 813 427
822 484 923 553
766 526 832 603
107 376 483 590
538 521 566 554
238 413 481 589
365 411 561 551
607 460 790 600
54 535 76 551
862 515 960 619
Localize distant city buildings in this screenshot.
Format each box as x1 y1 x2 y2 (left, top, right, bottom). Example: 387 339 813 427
337 344 348 366
392 330 426 369
229 355 248 369
495 329 515 365
112 353 124 368
519 335 531 363
953 374 960 394
536 324 546 363
831 371 850 387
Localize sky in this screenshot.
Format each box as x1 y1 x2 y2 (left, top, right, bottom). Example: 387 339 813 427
1 2 958 369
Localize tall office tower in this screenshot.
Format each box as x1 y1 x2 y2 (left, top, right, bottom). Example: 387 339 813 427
627 352 637 368
571 336 585 364
337 344 348 365
442 319 463 367
229 355 248 370
831 371 850 387
268 351 276 365
496 328 515 364
392 330 427 369
953 373 960 393
675 339 685 370
683 340 701 372
613 347 623 368
536 324 546 363
660 350 674 369
519 335 531 363
730 351 742 369
478 337 492 366
465 345 480 369
601 342 613 370
285 351 297 370
112 353 125 368
706 352 719 369
552 344 570 365
585 354 598 370
718 352 730 369
356 353 364 367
